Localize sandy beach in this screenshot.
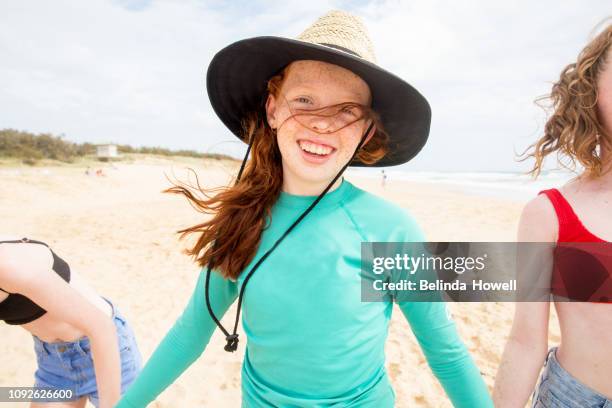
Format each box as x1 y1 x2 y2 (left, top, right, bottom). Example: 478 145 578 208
0 158 560 407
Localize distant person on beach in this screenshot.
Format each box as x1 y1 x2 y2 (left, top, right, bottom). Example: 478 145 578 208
381 169 387 187
494 22 612 407
117 10 492 408
0 237 142 408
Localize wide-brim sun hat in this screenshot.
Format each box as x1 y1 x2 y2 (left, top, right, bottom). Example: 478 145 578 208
206 10 431 167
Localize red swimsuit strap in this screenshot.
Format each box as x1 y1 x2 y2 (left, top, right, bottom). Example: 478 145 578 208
538 188 605 242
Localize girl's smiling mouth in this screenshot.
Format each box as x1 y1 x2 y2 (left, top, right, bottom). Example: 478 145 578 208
297 139 337 163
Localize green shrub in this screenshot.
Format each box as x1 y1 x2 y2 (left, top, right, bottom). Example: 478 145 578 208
0 128 236 162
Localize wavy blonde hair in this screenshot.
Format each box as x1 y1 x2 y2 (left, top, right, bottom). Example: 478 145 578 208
521 20 612 178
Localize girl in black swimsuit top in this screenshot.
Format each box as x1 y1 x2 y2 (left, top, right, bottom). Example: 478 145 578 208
0 236 142 407
0 238 71 325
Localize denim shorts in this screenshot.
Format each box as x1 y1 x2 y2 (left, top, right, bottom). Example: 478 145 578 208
532 347 612 408
32 296 142 407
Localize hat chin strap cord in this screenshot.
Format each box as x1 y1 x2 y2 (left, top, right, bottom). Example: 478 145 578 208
205 121 375 352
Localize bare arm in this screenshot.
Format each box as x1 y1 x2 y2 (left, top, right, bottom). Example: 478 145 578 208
492 195 557 407
0 244 121 408
116 269 238 407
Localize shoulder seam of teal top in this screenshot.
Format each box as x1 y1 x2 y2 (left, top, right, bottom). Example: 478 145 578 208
115 179 494 408
339 202 368 242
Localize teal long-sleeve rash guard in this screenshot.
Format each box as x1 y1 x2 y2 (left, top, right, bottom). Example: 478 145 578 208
116 179 493 408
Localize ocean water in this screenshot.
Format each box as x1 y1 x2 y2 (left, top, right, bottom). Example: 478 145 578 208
0 166 577 203
346 168 578 202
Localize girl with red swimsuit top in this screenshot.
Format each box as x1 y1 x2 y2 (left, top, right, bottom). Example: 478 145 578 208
493 21 612 407
538 190 612 303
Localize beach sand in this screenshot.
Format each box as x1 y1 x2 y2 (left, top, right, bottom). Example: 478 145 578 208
0 158 560 407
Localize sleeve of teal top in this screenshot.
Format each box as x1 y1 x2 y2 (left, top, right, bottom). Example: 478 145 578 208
394 214 493 408
115 269 238 408
398 302 492 408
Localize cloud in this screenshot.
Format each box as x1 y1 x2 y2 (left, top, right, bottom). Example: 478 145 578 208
112 0 154 12
0 0 609 171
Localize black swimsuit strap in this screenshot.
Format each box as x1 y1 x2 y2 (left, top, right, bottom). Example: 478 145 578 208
0 238 52 294
0 238 49 247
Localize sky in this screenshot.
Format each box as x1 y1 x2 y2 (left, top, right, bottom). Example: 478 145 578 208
0 0 610 172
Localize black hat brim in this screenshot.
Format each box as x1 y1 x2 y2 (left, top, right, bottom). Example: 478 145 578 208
206 36 431 167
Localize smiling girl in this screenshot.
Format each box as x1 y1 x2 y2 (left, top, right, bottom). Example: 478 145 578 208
117 10 492 407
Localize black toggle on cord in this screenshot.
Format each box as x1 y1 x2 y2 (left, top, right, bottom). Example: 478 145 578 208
205 121 375 352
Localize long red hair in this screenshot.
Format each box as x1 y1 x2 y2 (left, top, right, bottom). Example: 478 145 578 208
165 64 389 280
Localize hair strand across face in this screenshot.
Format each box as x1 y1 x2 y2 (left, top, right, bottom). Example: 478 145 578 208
164 65 389 279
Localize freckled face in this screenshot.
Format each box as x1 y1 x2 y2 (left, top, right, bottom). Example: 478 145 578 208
265 60 373 188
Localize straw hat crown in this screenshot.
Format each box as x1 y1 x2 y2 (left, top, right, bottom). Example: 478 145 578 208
297 10 377 64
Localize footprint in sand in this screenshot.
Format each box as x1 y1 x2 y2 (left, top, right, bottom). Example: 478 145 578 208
388 362 402 380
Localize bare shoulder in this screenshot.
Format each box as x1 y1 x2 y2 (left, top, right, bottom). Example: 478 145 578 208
558 174 602 199
0 239 54 293
518 194 557 242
